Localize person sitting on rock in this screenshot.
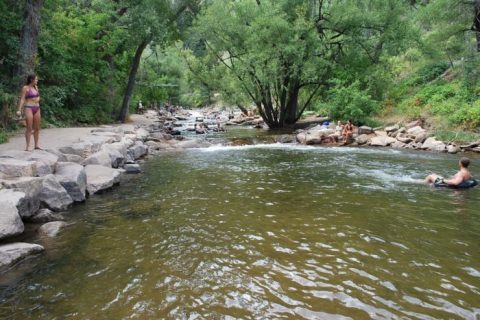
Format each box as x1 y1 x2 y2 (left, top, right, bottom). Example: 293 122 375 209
327 121 343 143
425 157 473 186
342 119 354 144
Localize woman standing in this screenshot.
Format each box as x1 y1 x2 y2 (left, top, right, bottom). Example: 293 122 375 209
16 74 41 151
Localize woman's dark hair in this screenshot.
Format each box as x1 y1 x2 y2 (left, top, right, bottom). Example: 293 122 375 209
26 74 36 85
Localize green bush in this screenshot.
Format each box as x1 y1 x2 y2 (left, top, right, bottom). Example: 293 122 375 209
0 129 8 144
324 81 379 123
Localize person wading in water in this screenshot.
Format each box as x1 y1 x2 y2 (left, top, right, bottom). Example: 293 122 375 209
16 74 42 151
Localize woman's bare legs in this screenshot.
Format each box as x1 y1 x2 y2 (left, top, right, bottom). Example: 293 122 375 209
33 109 41 149
24 108 33 151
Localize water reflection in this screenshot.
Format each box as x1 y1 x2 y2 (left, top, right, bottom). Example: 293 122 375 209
1 144 479 319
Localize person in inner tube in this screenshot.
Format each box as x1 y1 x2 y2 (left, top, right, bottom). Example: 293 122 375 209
425 157 473 186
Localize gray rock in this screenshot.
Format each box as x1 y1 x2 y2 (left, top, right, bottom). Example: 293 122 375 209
85 165 123 195
124 164 141 174
83 135 116 150
385 124 400 133
421 137 446 152
0 158 37 177
45 149 68 162
396 134 413 144
91 131 123 142
135 128 150 141
28 208 64 223
370 136 397 147
355 134 371 145
0 243 44 269
0 189 30 219
83 150 112 167
127 141 148 160
0 149 58 176
274 135 295 144
407 126 426 137
59 141 95 158
61 153 85 164
374 130 388 137
38 221 67 237
39 175 73 211
414 132 428 143
121 125 136 134
391 141 406 149
101 143 126 168
0 177 43 218
0 196 24 240
55 162 87 202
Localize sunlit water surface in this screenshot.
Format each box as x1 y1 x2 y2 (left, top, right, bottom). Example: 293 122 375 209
1 136 480 319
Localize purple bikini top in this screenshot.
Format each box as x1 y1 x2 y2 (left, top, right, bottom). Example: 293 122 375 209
25 87 40 99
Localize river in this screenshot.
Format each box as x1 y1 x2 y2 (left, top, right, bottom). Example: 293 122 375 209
1 129 479 319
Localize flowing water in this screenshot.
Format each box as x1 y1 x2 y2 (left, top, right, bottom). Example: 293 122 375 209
1 130 480 319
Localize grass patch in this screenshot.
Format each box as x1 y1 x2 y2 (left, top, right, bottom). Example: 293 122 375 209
433 130 480 144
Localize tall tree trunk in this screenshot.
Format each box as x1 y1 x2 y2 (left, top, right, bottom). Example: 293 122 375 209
16 0 43 86
118 40 148 123
475 0 480 52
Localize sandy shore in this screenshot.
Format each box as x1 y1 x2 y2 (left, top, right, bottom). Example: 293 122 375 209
0 115 155 152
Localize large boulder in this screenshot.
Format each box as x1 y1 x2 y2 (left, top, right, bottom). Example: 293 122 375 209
39 175 73 211
60 153 84 164
127 141 148 160
374 130 388 137
101 143 126 168
447 144 460 154
421 137 446 152
55 162 87 202
0 149 58 176
28 208 64 223
407 126 426 137
391 141 406 149
0 243 44 269
385 124 400 133
0 158 37 177
83 150 112 167
370 136 397 147
0 195 24 240
38 221 68 238
0 177 43 217
355 134 371 145
358 126 373 135
85 165 123 195
59 141 95 158
135 128 150 141
396 134 413 144
296 128 334 145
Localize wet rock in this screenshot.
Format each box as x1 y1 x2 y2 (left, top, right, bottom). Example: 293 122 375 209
0 243 44 269
0 158 37 177
83 150 112 167
421 137 446 152
28 208 64 223
124 164 141 174
447 145 460 154
55 162 87 202
0 194 24 240
38 221 67 238
370 136 397 147
39 175 73 211
85 165 123 195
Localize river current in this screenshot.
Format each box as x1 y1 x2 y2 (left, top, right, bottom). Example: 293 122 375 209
1 131 480 319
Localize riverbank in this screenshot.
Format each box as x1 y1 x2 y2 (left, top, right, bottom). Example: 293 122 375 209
0 110 213 271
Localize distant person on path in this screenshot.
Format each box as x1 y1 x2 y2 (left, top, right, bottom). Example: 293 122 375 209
16 74 41 151
425 157 473 186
